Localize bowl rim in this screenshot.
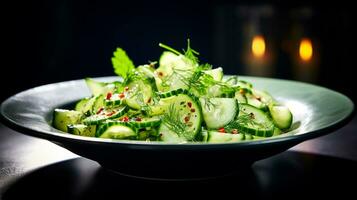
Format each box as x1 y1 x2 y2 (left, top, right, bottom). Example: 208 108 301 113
1 76 355 149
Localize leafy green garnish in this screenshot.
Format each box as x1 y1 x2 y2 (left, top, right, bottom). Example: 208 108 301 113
111 48 135 79
159 39 200 64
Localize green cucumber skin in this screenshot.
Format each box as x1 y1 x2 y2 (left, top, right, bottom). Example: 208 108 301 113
53 109 82 132
238 103 275 137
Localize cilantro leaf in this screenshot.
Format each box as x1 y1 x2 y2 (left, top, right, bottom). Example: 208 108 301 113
111 48 135 79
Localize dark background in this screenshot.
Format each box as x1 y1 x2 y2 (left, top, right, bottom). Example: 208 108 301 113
2 0 356 102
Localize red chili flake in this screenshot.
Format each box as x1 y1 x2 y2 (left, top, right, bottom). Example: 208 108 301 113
218 127 225 133
122 116 129 122
256 96 261 101
96 107 104 114
184 116 190 123
106 111 115 116
106 92 112 100
187 102 192 108
135 117 142 122
232 129 238 134
124 86 129 91
119 93 125 99
190 108 195 112
158 72 163 77
147 97 152 103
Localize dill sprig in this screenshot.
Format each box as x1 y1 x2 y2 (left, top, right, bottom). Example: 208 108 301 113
183 39 200 64
161 104 195 140
159 39 200 64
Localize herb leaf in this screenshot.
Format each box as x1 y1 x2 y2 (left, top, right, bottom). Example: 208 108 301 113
111 48 135 79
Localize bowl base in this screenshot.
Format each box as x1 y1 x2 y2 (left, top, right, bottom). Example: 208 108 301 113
99 161 254 181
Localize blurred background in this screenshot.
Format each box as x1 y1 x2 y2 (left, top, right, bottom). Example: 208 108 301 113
2 0 356 102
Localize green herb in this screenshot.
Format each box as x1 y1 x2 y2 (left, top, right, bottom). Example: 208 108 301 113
183 39 199 63
161 104 195 140
159 39 200 64
111 48 135 79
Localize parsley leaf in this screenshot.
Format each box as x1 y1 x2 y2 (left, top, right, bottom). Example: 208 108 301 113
111 48 135 79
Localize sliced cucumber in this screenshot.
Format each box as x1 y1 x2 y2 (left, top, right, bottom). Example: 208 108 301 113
269 105 293 130
85 78 119 96
206 85 235 98
207 131 245 143
155 51 195 92
158 123 187 143
53 109 82 132
238 104 275 137
159 93 202 142
99 125 137 139
204 67 223 81
83 106 128 125
125 80 154 110
67 124 96 137
200 98 238 129
104 93 123 107
235 91 247 103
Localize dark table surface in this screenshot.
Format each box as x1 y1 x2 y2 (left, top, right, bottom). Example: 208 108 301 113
1 115 357 199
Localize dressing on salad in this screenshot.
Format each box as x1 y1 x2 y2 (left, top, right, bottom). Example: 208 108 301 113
53 40 293 143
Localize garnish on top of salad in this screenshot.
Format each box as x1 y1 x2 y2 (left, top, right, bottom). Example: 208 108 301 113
53 39 293 143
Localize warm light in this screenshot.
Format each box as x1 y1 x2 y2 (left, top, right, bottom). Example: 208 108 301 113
252 35 266 58
299 38 313 62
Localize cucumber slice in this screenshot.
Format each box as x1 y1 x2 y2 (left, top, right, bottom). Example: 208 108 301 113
204 67 223 81
125 80 154 110
99 125 136 139
206 85 235 98
200 98 238 129
53 109 82 132
269 105 293 130
85 78 118 96
235 91 247 103
155 51 195 92
75 98 90 112
238 104 275 137
67 124 96 137
207 131 245 143
158 123 187 143
104 93 123 107
159 93 203 142
83 106 128 125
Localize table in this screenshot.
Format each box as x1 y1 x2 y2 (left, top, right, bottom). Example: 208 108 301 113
1 116 356 199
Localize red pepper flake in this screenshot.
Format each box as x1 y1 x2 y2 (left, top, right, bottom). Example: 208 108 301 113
124 86 129 91
190 108 195 112
96 107 104 114
256 96 261 101
106 111 115 116
119 93 125 99
158 72 164 77
122 116 129 122
232 129 238 134
218 127 225 133
184 116 190 123
147 97 152 103
187 102 192 108
135 117 142 122
106 92 112 100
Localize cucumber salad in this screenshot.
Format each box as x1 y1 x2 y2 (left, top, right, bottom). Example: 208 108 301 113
53 40 293 143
